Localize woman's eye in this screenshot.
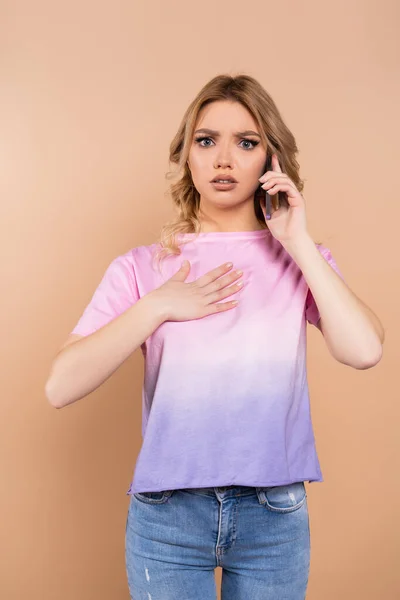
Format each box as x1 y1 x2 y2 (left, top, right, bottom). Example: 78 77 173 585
195 137 213 147
239 139 259 150
194 137 259 150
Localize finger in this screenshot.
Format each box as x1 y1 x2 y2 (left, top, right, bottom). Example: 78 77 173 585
203 269 243 294
259 172 287 184
262 178 297 195
261 174 293 187
207 299 240 315
204 280 243 305
196 261 234 288
264 182 298 198
271 153 282 173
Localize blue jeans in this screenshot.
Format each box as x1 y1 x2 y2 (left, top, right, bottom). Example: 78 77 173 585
125 482 310 599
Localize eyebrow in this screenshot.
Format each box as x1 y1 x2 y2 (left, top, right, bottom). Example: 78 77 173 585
194 128 261 139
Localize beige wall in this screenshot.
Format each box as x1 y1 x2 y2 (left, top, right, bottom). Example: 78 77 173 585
1 1 399 598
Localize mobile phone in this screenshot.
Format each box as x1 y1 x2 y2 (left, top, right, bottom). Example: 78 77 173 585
257 154 287 219
257 155 273 220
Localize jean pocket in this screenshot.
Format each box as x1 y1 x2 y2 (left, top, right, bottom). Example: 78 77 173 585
133 489 174 505
257 481 307 513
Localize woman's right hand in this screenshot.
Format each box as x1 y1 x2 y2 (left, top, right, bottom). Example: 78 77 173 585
149 260 244 322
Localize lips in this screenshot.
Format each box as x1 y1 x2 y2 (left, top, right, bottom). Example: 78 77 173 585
211 175 238 183
211 180 238 190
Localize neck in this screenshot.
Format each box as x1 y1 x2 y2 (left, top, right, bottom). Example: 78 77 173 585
198 210 266 233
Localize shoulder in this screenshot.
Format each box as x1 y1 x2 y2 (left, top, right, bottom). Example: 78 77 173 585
111 242 167 281
115 241 162 265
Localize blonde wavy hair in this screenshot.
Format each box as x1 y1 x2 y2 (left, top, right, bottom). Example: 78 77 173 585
153 73 305 272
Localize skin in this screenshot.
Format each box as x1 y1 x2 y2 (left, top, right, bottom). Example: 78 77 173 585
187 100 267 233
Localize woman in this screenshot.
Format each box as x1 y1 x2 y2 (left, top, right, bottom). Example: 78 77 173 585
46 74 384 599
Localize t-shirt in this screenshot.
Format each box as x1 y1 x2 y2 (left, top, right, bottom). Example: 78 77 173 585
70 229 344 494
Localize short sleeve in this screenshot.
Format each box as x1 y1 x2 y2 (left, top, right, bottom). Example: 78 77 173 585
305 245 345 327
70 252 140 337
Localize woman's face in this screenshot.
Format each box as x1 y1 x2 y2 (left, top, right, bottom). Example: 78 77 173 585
187 100 267 212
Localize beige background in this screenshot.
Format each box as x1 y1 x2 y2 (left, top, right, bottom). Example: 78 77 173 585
1 1 399 598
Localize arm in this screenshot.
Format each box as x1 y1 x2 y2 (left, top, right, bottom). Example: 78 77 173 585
45 293 165 409
283 234 384 370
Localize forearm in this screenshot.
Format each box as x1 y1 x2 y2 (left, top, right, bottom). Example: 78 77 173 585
45 293 165 409
283 234 384 369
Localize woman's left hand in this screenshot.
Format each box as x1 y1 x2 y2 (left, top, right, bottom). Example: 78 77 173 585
259 154 309 245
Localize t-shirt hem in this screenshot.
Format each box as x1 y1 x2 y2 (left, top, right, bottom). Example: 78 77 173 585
126 474 323 495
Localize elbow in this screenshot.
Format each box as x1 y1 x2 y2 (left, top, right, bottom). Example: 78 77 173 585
45 379 65 409
326 325 384 370
338 344 384 370
356 344 384 370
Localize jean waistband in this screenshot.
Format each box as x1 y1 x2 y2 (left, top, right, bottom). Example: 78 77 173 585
179 485 262 498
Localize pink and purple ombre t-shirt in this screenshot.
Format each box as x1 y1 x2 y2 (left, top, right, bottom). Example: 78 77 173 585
70 229 344 494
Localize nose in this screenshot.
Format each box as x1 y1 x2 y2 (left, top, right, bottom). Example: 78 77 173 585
214 155 233 169
213 144 234 169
